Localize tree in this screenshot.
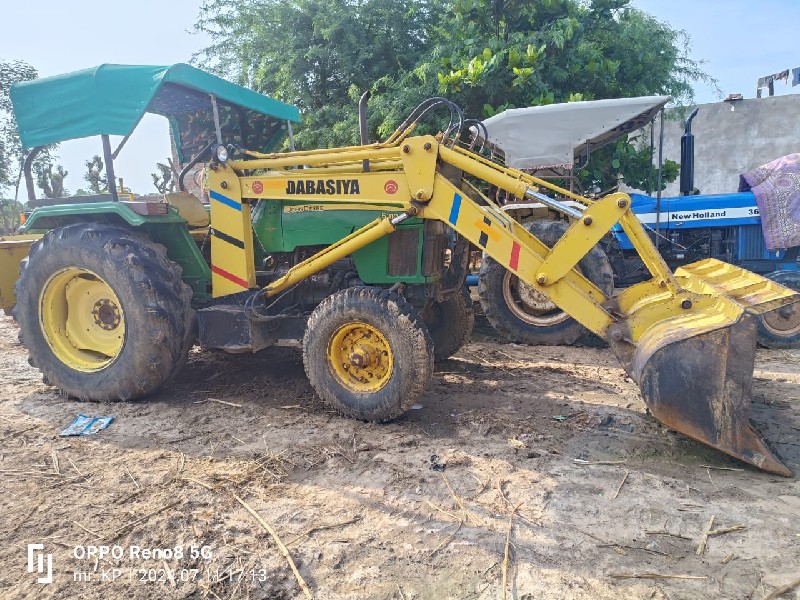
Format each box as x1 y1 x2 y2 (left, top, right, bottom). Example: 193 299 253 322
0 59 56 199
578 132 679 194
195 0 439 148
34 162 68 198
83 155 107 194
0 198 23 234
194 0 713 190
431 0 712 190
152 158 179 194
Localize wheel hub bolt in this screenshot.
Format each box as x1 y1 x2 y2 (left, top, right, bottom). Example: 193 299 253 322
93 299 120 330
349 346 372 368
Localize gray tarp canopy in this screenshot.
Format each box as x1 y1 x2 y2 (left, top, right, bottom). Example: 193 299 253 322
481 96 671 170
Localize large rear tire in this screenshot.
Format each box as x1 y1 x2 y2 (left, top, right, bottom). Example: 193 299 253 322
14 224 195 400
303 287 434 421
423 287 475 361
757 270 800 349
478 220 614 345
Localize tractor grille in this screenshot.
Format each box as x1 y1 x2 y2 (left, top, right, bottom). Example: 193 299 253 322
422 221 449 277
387 228 419 277
738 225 767 260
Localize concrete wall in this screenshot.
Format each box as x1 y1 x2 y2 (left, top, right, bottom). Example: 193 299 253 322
637 94 800 196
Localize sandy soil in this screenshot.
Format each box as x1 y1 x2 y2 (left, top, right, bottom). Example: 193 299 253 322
0 311 798 600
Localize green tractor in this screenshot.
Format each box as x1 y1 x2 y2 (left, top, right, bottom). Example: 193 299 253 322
1 63 473 413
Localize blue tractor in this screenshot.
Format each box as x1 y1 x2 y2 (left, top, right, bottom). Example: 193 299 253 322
476 96 800 348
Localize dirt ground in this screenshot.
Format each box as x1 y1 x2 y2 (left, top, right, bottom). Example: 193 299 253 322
0 310 798 600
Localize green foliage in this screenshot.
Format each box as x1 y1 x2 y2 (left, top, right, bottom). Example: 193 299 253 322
195 0 713 189
0 198 23 234
0 60 36 190
195 0 440 149
0 59 57 198
579 134 679 193
34 163 69 198
434 0 714 116
152 158 178 194
83 155 107 194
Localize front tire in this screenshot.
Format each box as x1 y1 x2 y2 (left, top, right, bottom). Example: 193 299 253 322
478 219 614 345
757 270 800 349
423 287 475 361
303 287 434 421
14 224 194 400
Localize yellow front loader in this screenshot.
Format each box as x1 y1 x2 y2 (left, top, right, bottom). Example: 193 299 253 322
3 76 796 476
202 117 798 476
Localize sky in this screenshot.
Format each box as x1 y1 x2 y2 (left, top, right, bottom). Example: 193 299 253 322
3 0 800 198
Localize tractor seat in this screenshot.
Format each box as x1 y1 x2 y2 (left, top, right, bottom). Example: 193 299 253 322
164 191 210 228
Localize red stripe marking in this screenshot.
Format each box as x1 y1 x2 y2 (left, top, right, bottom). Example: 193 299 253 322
211 265 249 289
509 242 521 271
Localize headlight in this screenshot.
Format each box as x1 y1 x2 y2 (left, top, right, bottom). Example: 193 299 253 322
214 144 229 163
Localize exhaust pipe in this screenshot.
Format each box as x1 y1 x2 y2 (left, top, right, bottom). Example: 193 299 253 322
359 90 371 173
679 108 699 196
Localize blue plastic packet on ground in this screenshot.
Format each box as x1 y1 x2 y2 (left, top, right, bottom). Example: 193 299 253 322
60 414 115 436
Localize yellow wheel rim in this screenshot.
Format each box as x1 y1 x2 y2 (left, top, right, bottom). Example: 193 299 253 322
327 322 393 393
39 267 125 372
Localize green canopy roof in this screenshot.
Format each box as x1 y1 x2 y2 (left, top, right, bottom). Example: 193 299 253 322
10 63 301 157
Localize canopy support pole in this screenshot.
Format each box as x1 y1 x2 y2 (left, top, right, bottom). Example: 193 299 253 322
22 147 44 203
111 132 132 160
102 135 119 201
287 121 296 151
654 109 665 250
209 94 223 146
646 120 655 195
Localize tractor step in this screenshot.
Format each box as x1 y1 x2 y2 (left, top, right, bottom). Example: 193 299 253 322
197 303 306 353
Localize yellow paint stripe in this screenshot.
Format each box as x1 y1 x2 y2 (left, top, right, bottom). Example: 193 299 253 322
474 219 501 242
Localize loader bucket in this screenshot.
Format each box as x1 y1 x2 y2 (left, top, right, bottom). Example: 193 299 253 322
616 259 799 476
0 234 41 313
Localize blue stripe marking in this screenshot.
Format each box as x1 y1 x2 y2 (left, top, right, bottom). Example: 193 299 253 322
449 193 462 225
209 189 242 212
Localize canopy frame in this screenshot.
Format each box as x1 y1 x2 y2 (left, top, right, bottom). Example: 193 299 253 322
11 63 301 203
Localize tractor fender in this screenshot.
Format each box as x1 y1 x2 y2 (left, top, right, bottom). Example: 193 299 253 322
15 202 211 305
20 201 188 232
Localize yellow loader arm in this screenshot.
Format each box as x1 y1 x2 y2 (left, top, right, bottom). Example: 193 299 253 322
206 135 799 475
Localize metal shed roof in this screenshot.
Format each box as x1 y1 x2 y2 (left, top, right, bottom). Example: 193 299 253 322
481 96 670 170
